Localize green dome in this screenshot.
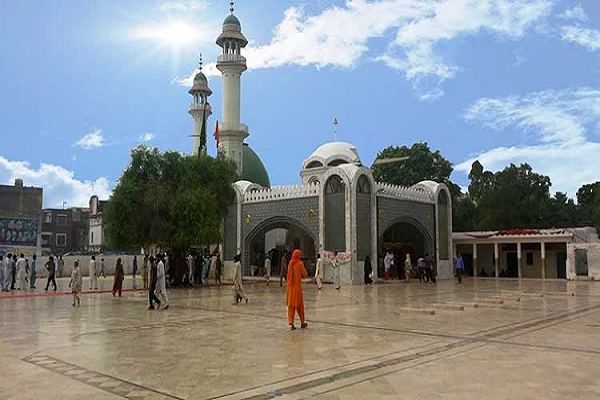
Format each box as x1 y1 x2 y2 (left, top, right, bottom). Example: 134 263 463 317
194 71 207 83
242 144 270 188
223 14 241 27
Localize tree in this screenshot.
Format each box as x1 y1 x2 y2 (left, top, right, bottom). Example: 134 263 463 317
105 145 238 284
576 182 600 230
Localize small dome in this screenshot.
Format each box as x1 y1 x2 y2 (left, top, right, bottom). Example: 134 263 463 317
223 14 241 27
303 142 361 170
194 71 207 83
242 144 270 188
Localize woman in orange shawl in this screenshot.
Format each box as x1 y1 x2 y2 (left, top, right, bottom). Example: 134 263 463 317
286 249 308 330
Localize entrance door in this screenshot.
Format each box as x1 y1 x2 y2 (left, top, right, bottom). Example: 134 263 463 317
506 252 518 278
556 251 567 279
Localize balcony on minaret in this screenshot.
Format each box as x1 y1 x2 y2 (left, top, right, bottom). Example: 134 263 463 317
189 102 210 112
217 53 246 64
219 121 249 135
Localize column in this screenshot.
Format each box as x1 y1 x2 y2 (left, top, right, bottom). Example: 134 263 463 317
541 242 546 280
517 242 522 278
472 243 478 277
494 242 499 278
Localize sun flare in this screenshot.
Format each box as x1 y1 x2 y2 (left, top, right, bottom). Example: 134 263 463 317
132 19 202 50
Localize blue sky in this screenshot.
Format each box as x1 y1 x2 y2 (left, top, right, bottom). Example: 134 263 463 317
1 0 599 208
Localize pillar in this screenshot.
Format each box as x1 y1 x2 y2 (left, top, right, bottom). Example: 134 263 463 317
472 243 478 277
494 242 499 278
541 242 546 280
517 242 522 278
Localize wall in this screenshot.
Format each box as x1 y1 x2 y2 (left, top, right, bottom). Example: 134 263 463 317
567 243 600 280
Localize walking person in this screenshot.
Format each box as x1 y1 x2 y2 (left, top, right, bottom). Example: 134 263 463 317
69 260 82 306
384 251 393 280
454 252 464 283
148 256 161 310
99 258 106 278
364 255 373 284
2 254 11 291
29 255 37 289
215 254 222 285
112 257 125 297
0 255 4 292
417 256 427 283
58 255 64 278
132 255 138 279
314 253 323 289
16 254 27 290
232 254 248 304
264 254 271 286
424 253 436 283
156 254 170 309
286 249 308 330
404 254 412 282
10 254 17 290
279 251 288 287
141 255 149 289
45 256 57 291
89 256 98 289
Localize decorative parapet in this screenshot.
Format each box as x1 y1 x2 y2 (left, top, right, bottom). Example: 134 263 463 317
376 182 434 203
242 183 320 204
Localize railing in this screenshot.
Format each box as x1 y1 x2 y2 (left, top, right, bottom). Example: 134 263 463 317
243 184 320 203
376 182 434 203
217 54 247 64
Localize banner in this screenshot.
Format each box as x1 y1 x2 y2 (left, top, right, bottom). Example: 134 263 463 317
0 218 39 247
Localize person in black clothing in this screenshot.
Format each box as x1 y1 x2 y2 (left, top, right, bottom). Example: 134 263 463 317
364 256 373 284
44 256 57 291
148 256 161 310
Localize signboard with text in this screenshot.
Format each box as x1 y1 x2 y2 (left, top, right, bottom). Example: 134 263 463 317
0 218 39 247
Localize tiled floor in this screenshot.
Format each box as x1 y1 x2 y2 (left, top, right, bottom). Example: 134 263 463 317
1 277 599 399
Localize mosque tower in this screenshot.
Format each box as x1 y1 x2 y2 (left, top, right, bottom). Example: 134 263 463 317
216 1 249 174
188 54 213 156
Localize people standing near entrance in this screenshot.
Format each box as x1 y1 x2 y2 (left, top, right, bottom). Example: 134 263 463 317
45 256 57 291
424 253 435 283
454 252 464 283
148 256 161 310
215 254 222 285
364 255 373 284
29 254 37 289
384 251 393 280
89 255 98 290
141 255 149 289
156 254 170 309
264 254 271 286
16 254 27 290
112 257 125 297
332 251 341 290
404 254 412 282
69 260 82 306
315 253 323 289
132 255 138 280
417 256 427 283
286 249 308 330
2 254 11 291
279 251 289 287
233 254 248 304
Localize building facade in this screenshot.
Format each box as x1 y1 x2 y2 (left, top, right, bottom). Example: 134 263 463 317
0 179 43 256
88 195 108 253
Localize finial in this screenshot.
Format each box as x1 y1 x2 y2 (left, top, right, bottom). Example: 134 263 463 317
333 117 338 141
199 53 203 70
230 1 234 14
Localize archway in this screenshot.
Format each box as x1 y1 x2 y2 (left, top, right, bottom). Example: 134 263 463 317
380 219 432 279
243 217 317 277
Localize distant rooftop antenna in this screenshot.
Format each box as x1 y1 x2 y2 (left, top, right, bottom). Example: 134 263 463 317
230 0 234 13
333 117 338 141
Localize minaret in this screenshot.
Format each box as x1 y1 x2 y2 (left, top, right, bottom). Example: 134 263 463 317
216 1 249 174
188 54 213 156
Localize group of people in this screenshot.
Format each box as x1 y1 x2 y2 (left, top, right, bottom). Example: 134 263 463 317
0 253 36 291
383 251 438 283
184 253 223 287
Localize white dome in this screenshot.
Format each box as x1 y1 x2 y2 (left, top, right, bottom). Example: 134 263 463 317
302 142 361 170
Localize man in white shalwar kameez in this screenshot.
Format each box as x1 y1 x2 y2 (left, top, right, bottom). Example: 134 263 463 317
156 254 170 309
16 254 27 290
89 255 98 290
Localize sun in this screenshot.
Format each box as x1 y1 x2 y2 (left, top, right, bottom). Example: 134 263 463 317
132 18 202 50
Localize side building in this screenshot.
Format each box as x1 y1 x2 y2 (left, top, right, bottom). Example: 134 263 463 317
0 179 43 256
41 206 89 255
88 195 108 253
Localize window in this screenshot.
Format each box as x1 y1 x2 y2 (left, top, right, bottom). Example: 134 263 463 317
56 234 67 247
526 252 533 265
41 233 51 246
44 212 52 223
325 175 344 194
357 176 371 194
56 214 68 227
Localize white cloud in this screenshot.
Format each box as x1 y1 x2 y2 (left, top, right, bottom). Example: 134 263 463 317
458 87 600 196
139 132 155 142
0 157 112 208
561 25 600 51
158 0 210 13
173 62 220 87
175 0 551 100
558 5 588 22
74 129 104 150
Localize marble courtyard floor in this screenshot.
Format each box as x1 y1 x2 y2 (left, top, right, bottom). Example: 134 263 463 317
0 277 599 399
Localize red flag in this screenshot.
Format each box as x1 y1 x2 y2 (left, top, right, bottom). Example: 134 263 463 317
214 121 220 150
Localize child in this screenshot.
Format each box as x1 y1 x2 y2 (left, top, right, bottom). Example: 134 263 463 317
69 260 83 306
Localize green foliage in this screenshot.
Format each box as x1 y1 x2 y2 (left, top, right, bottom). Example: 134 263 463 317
576 182 600 231
372 142 453 188
105 146 237 251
